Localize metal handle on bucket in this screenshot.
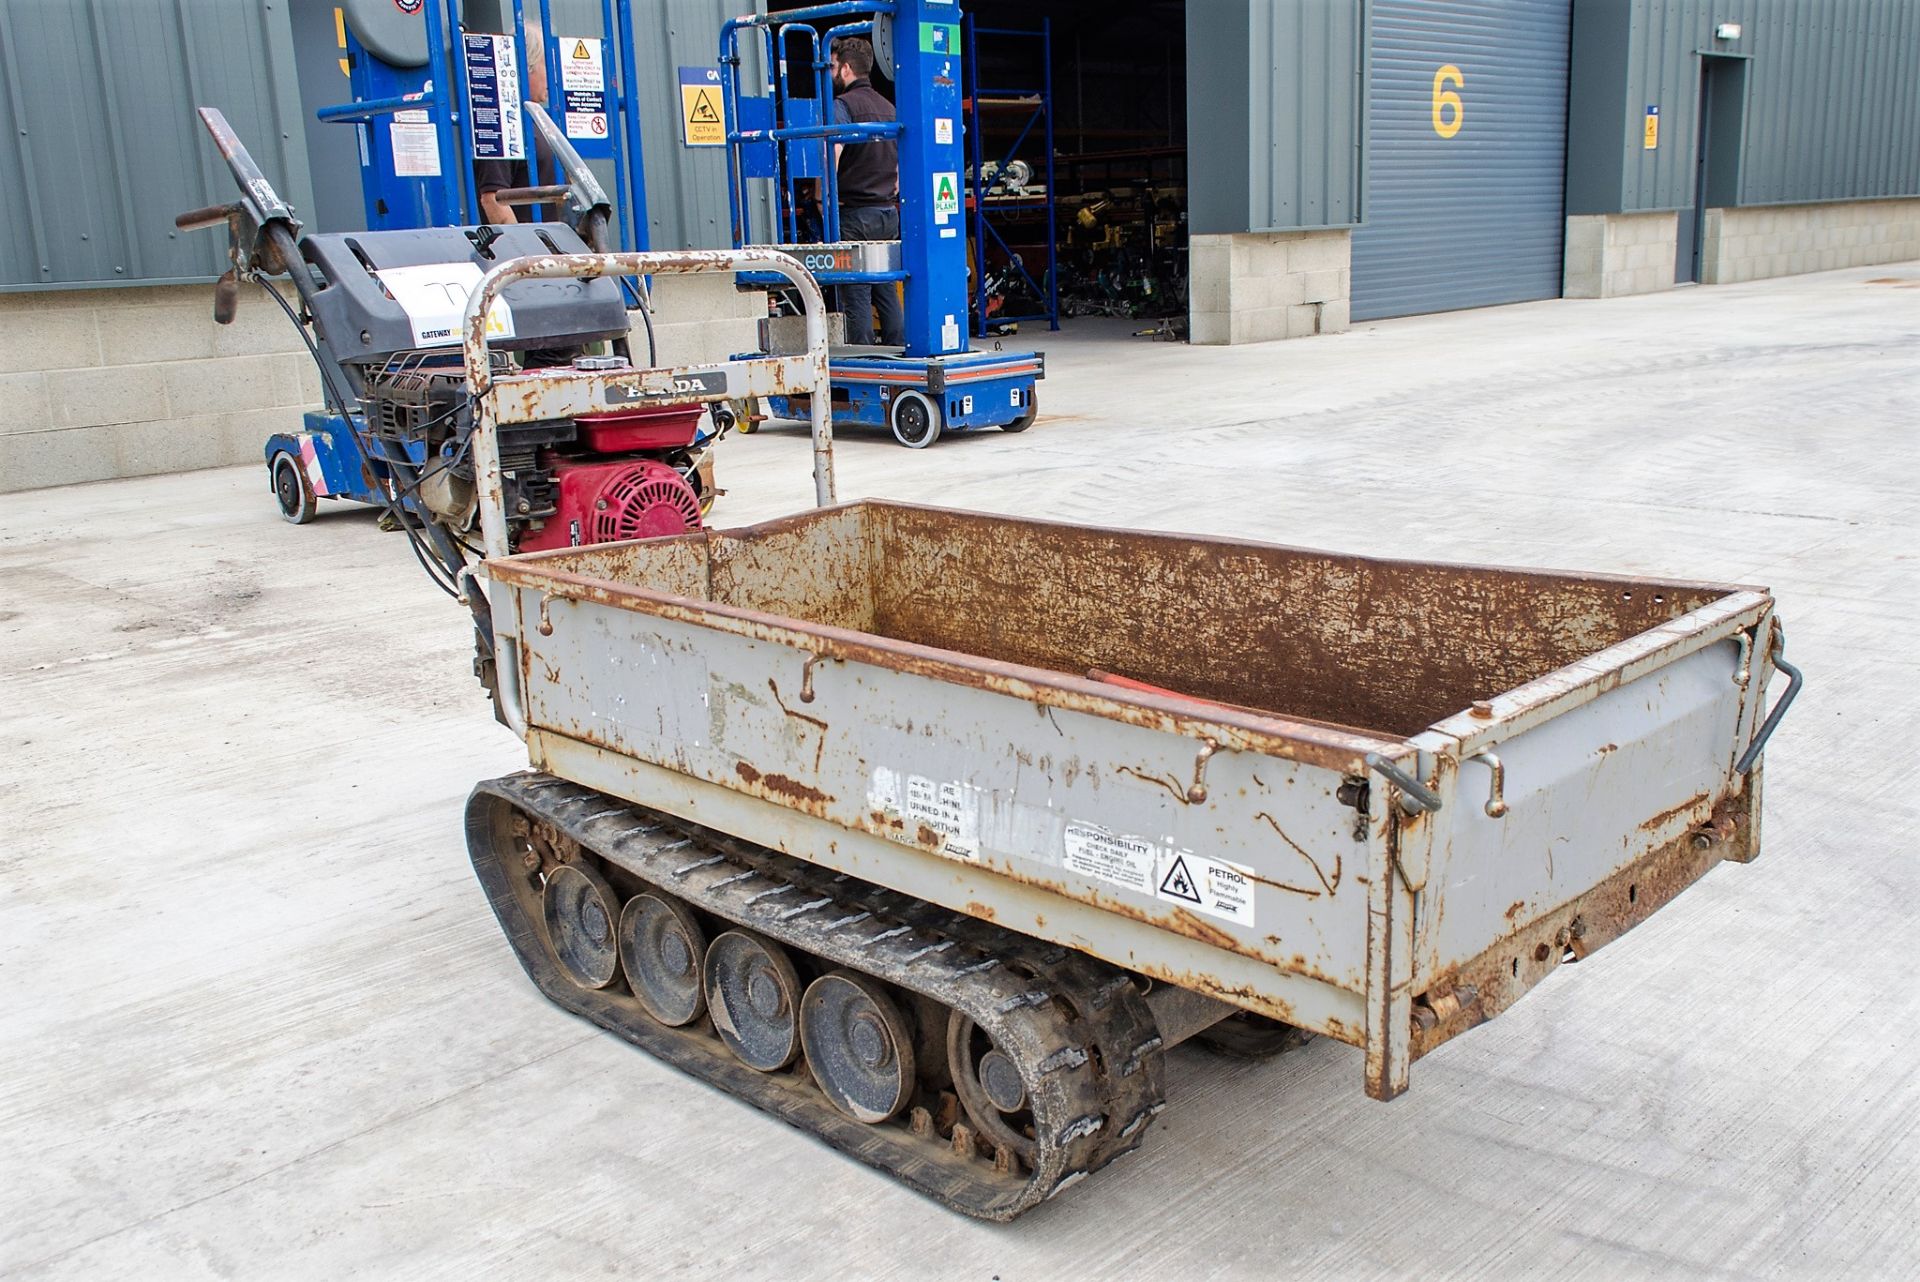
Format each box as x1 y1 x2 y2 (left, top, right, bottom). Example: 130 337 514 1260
1735 630 1803 774
1366 752 1443 816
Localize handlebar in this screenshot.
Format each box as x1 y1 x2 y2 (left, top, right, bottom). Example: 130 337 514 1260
175 202 237 232
459 248 838 563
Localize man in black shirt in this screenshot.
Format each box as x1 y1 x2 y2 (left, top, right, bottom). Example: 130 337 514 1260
828 37 904 347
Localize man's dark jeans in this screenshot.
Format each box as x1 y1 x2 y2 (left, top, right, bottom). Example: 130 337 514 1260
838 204 904 347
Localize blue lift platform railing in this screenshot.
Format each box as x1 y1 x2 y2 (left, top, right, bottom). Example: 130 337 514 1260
314 0 650 253
963 16 1059 335
717 0 1045 448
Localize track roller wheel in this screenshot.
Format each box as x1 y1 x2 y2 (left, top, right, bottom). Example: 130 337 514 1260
1195 1011 1313 1059
272 452 316 524
947 1011 1037 1163
889 389 942 449
704 929 802 1071
801 971 917 1124
541 862 622 990
618 891 707 1027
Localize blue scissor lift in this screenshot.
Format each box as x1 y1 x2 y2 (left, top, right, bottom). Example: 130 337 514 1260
721 0 1042 448
262 0 659 522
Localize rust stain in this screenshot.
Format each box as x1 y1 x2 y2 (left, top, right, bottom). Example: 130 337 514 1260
1411 813 1744 1061
1253 810 1336 895
964 901 998 922
1115 765 1193 805
1167 908 1237 949
1640 790 1711 835
1504 899 1526 923
733 760 830 809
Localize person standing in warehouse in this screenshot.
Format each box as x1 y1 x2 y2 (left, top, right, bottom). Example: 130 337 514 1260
828 36 905 347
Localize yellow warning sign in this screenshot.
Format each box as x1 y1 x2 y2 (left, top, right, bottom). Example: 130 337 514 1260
678 66 725 147
1644 104 1660 150
572 39 591 59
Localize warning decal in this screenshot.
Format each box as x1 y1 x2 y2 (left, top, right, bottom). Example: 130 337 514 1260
1156 850 1256 927
559 36 608 144
1158 854 1201 903
1063 824 1157 895
678 66 725 147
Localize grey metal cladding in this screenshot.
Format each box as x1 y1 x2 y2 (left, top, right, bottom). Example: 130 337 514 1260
1185 0 1254 234
1351 0 1574 321
1249 0 1364 230
1187 0 1363 235
1573 0 1920 214
0 0 316 291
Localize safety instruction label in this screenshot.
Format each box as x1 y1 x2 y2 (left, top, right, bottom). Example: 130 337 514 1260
1062 823 1158 894
1643 105 1660 150
374 262 514 348
389 107 439 177
1156 851 1256 927
932 171 960 216
679 66 725 147
560 37 608 144
463 33 525 161
869 768 980 861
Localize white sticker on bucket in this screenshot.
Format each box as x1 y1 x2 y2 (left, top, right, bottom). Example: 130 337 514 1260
868 767 980 861
1156 850 1256 927
1062 823 1158 894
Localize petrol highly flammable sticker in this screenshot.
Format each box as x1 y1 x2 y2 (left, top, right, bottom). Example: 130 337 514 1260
1156 850 1256 927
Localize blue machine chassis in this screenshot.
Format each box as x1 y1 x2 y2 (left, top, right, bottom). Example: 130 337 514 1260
265 410 428 513
764 346 1043 434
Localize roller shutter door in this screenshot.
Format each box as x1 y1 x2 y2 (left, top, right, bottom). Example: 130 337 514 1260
1351 0 1572 321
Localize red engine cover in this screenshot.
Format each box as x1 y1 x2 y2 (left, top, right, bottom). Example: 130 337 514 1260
574 405 702 453
518 458 703 552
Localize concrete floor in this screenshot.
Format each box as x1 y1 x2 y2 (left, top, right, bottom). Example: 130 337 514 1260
3 265 1916 1279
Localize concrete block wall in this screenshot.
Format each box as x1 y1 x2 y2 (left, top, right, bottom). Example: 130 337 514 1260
0 273 764 495
643 272 764 368
1701 198 1920 285
1563 212 1679 299
0 284 321 494
1189 230 1351 345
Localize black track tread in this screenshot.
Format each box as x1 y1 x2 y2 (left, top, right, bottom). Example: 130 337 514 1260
465 772 1168 1221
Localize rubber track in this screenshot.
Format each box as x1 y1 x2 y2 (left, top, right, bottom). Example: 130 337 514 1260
466 772 1168 1221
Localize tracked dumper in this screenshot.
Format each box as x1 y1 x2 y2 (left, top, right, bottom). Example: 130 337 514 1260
186 152 1801 1215
454 255 1800 1219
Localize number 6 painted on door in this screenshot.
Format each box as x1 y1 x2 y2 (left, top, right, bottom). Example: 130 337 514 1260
1432 64 1464 138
